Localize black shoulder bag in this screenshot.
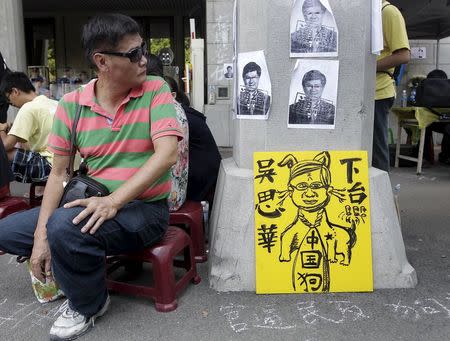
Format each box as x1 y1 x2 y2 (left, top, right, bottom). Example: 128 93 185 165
59 103 110 207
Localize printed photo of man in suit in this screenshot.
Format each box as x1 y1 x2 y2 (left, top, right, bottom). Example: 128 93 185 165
238 62 270 116
289 69 335 125
291 0 337 54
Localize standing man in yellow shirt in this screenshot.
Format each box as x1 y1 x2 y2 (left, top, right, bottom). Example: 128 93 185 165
0 71 57 183
373 1 410 172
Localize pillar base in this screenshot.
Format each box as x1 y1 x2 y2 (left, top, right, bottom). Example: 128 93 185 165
208 159 417 291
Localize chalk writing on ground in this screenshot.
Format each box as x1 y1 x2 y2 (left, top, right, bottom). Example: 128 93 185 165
384 293 450 320
220 294 450 333
0 296 62 334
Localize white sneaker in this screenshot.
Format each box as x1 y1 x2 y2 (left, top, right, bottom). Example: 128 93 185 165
49 295 110 341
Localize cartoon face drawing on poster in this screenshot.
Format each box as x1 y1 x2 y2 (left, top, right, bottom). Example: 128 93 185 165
254 151 373 294
237 51 272 120
290 0 338 58
288 59 338 129
277 152 356 291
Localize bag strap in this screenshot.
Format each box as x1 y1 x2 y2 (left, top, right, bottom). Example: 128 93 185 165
378 70 394 78
66 96 82 179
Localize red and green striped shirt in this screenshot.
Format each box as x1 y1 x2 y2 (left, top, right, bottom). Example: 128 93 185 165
48 76 183 202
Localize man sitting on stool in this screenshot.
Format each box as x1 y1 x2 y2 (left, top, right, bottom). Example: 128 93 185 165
0 71 57 184
422 69 450 165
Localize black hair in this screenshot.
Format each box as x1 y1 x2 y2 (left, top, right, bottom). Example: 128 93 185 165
302 70 326 87
146 53 164 77
426 69 448 79
163 76 190 106
0 71 35 96
242 62 261 79
82 13 141 68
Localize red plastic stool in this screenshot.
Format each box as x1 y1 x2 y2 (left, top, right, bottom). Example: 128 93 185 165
106 226 201 312
169 200 206 263
0 184 30 220
0 184 30 256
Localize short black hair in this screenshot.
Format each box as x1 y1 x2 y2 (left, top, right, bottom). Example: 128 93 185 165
302 70 326 88
426 69 448 79
242 62 261 79
0 71 35 96
146 53 164 77
82 13 141 68
163 76 190 107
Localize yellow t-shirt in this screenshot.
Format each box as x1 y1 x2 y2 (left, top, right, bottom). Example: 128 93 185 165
8 95 58 164
375 1 410 100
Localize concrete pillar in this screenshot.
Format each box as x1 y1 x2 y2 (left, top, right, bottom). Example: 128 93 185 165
0 0 26 71
0 0 27 121
204 0 234 147
208 0 417 291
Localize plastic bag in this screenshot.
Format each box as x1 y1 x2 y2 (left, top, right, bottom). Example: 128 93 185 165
26 260 64 303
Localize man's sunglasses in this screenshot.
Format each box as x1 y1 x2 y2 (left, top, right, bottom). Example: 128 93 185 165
4 92 12 104
98 42 147 63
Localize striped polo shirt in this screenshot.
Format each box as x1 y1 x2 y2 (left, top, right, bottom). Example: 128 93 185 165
48 76 183 202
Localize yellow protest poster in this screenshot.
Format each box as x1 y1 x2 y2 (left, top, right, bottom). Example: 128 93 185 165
254 151 373 294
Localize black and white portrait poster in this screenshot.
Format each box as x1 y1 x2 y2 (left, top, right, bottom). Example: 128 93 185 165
288 59 339 129
223 63 234 79
236 50 272 120
290 0 338 58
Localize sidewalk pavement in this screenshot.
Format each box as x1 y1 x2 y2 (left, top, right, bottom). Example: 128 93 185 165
0 163 449 341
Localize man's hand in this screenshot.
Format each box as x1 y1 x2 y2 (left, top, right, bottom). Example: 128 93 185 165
0 122 11 132
64 196 119 234
30 236 52 283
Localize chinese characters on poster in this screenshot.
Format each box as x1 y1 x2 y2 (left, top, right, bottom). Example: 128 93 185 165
254 151 373 294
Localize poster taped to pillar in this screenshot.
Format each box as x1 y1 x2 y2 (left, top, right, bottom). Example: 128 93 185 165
288 59 338 129
253 151 373 294
236 51 272 119
290 0 338 58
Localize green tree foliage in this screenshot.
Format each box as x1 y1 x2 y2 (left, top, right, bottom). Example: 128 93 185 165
184 37 191 65
47 39 56 82
149 38 171 55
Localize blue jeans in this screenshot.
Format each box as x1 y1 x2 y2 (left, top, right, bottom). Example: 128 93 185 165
373 97 394 172
0 200 168 316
